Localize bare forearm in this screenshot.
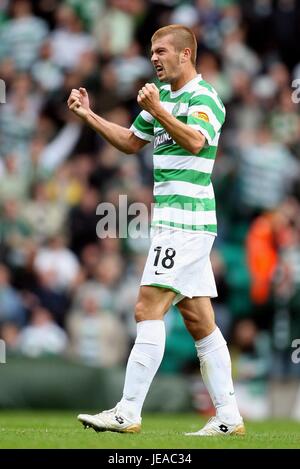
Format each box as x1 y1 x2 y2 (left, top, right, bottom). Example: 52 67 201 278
152 106 205 155
84 109 136 154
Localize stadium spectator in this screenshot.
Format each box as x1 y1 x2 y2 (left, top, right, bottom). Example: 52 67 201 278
67 293 128 367
72 252 124 314
67 185 100 256
31 40 64 92
30 269 70 328
0 73 38 160
33 234 80 291
17 305 68 357
50 4 96 71
0 321 21 354
0 263 26 326
22 181 66 243
0 153 30 201
0 0 48 71
0 198 32 267
236 125 299 214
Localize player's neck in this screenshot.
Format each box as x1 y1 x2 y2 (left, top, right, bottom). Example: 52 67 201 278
170 69 198 92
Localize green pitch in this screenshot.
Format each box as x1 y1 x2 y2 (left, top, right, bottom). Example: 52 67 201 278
0 411 299 449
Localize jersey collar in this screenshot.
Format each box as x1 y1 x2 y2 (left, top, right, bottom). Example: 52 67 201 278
169 74 202 98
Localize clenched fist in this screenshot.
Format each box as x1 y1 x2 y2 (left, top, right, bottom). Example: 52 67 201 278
67 87 90 119
137 83 161 115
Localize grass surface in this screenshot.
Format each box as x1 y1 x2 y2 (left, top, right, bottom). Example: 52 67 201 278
0 411 299 449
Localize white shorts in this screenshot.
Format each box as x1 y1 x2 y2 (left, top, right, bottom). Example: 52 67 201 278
140 226 218 305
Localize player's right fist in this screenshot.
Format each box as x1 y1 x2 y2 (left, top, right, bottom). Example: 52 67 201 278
67 87 90 119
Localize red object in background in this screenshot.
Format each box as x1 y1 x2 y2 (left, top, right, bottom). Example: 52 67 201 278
246 214 278 304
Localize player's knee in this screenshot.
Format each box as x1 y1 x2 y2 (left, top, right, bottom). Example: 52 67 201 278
134 300 164 322
179 305 216 340
134 301 148 322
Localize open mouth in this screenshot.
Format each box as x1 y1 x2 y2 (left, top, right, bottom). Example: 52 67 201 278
155 65 164 73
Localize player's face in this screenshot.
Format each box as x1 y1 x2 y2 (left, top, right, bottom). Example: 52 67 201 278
151 35 182 83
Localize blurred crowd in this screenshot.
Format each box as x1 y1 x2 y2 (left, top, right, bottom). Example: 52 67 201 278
0 0 300 389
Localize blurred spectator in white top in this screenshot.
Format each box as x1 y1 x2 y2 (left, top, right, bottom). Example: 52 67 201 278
0 0 48 71
222 26 261 79
73 252 124 313
112 41 153 99
237 125 300 212
0 73 39 160
34 234 80 291
170 3 199 30
18 305 68 357
50 4 96 71
67 293 128 367
31 40 64 92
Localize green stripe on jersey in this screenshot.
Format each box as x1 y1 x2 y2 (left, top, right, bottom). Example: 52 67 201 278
154 145 217 159
154 194 216 211
197 81 225 110
134 114 153 136
154 168 211 186
152 219 217 233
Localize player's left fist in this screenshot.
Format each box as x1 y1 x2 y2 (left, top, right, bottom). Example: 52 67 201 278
137 83 160 113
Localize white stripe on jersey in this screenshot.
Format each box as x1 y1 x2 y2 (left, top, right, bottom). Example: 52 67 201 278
188 124 214 145
153 154 215 174
154 180 215 199
130 125 153 142
140 110 155 123
153 207 217 225
160 101 189 115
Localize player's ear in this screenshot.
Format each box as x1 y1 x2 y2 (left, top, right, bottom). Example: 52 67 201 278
180 48 191 63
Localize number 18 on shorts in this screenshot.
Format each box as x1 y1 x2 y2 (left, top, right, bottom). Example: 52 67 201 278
140 227 218 303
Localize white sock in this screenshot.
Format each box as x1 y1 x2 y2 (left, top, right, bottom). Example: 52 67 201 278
195 327 242 424
118 319 165 421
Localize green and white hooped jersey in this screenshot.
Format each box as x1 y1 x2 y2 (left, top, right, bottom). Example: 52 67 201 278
130 74 226 234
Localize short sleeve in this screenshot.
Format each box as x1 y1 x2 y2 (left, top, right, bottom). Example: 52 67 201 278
187 92 226 145
130 110 154 142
